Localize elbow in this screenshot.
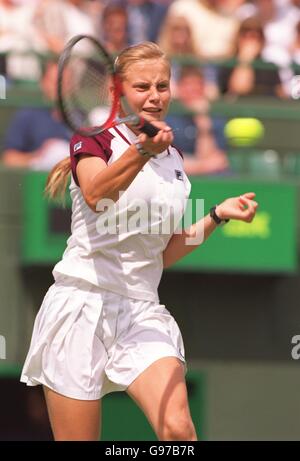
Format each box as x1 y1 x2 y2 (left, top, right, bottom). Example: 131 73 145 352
82 183 106 212
83 191 101 213
84 190 116 213
86 201 98 213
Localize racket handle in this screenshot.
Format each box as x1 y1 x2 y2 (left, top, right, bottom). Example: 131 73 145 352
135 117 159 138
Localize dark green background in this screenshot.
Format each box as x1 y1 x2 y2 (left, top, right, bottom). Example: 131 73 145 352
21 172 297 272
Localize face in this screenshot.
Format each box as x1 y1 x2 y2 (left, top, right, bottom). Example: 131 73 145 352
238 27 264 49
256 0 275 19
169 18 192 51
120 59 171 122
177 74 205 105
104 12 127 45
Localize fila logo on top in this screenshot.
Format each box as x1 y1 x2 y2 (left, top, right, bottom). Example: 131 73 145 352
74 141 83 152
175 170 183 181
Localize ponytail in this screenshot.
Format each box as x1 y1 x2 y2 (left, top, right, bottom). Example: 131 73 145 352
45 157 72 201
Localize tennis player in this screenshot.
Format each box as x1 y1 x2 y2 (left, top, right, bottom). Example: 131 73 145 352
21 42 258 441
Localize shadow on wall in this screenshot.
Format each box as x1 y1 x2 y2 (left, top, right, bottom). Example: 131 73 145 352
0 379 53 441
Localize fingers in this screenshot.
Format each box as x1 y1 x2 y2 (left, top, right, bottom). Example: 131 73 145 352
152 125 173 143
137 124 174 153
238 195 258 222
240 192 256 200
219 193 259 224
138 133 147 144
239 196 258 208
159 126 174 144
138 125 173 142
148 120 171 131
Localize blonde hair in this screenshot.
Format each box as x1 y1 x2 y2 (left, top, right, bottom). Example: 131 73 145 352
45 157 72 200
114 41 170 77
158 16 197 56
46 42 169 200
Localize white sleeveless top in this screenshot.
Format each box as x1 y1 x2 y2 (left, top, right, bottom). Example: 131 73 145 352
53 123 191 302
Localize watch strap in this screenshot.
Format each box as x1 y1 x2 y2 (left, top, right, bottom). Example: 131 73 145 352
210 205 230 225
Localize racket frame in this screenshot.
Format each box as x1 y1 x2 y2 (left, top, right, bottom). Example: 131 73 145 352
57 35 159 138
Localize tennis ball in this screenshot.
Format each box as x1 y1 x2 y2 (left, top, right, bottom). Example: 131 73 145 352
224 118 265 147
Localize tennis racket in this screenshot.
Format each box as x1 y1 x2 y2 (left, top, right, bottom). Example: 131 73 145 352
57 34 159 137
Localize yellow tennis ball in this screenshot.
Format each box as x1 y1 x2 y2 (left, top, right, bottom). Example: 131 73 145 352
224 118 265 147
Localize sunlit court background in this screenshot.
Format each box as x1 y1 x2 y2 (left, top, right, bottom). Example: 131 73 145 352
1 0 300 441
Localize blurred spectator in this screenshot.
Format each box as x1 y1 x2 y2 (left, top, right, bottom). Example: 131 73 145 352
33 0 97 55
113 0 169 44
218 16 284 98
85 0 108 32
0 0 40 80
101 4 129 53
241 0 300 97
290 19 300 64
166 0 239 60
166 66 229 176
158 15 197 56
2 60 71 169
288 0 300 67
249 0 300 67
158 15 198 97
219 0 257 19
158 14 220 100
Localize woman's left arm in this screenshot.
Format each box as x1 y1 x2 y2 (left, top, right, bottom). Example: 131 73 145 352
163 192 258 268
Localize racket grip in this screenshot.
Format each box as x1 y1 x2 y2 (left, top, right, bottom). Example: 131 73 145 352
136 118 159 138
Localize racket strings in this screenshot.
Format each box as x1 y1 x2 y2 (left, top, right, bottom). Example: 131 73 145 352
60 48 113 130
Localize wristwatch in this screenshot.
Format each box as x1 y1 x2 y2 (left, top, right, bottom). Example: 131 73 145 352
209 205 230 225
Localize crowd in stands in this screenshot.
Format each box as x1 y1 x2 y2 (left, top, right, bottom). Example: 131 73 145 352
1 0 300 173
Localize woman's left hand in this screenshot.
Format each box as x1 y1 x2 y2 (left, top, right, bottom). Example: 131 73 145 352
215 192 258 223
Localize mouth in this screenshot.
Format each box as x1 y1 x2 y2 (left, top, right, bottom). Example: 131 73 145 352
142 107 162 118
142 107 163 121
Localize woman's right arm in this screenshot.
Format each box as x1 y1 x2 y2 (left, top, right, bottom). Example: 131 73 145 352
76 125 173 211
77 144 149 211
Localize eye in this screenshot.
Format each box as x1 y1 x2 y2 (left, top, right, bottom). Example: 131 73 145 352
158 82 169 91
134 83 149 91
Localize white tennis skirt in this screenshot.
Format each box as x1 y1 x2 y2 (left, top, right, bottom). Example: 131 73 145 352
20 276 185 400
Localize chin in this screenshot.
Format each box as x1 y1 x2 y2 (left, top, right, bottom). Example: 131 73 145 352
143 114 163 122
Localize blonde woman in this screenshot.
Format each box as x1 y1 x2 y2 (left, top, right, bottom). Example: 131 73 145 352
21 42 258 441
158 14 199 98
158 15 197 57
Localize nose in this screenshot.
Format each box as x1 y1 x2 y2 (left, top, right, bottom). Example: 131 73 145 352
149 85 160 102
